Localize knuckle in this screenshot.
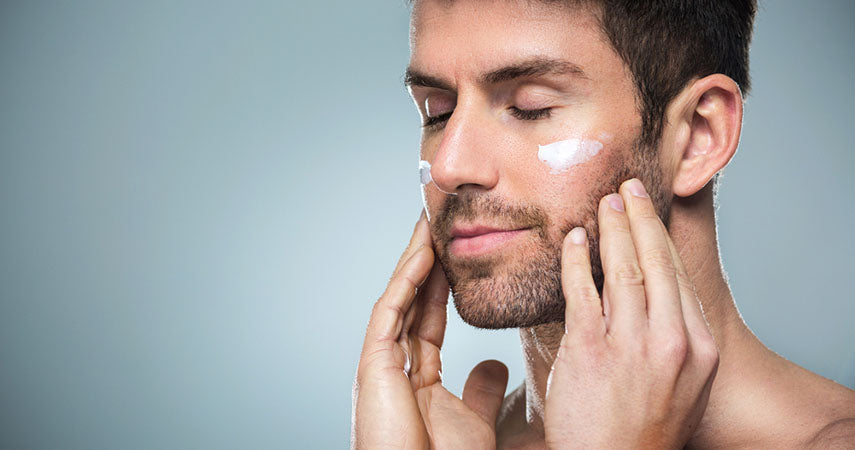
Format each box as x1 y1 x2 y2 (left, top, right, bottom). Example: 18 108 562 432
388 276 417 301
370 299 384 315
354 359 372 384
397 271 420 291
467 378 504 399
610 261 645 286
380 299 405 318
695 335 720 369
568 327 600 350
640 247 676 274
584 344 609 365
559 334 605 365
367 301 384 325
569 283 600 304
558 332 578 352
555 339 577 366
659 332 689 366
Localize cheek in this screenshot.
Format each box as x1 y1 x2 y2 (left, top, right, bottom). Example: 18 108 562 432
512 138 627 233
514 134 612 197
419 130 445 161
536 137 604 174
419 124 631 227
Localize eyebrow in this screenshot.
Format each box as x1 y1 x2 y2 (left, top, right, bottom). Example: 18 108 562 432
404 57 588 91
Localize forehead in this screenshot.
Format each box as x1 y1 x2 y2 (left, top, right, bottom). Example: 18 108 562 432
409 0 626 87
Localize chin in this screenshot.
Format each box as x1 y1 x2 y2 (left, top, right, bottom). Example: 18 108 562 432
444 255 567 329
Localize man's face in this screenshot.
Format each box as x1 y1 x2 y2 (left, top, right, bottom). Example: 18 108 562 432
407 0 669 328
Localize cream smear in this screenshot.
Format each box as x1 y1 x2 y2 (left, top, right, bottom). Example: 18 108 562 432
418 160 457 195
419 160 433 185
537 138 603 174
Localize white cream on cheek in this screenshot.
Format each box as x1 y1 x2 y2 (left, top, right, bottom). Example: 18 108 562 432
537 138 603 174
419 134 602 196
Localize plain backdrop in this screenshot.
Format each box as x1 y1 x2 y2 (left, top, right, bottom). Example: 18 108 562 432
1 1 852 449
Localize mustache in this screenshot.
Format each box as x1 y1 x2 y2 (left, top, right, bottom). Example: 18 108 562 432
431 191 551 246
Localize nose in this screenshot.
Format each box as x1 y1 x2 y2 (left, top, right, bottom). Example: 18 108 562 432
428 105 500 194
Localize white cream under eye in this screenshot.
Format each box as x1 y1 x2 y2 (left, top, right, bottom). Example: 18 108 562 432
537 138 603 173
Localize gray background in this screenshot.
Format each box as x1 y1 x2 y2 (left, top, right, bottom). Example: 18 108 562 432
0 1 852 449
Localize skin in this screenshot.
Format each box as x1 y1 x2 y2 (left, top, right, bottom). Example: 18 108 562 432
353 0 855 448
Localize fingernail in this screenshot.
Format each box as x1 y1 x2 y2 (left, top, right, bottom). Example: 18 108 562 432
627 178 648 198
569 227 586 245
607 194 625 212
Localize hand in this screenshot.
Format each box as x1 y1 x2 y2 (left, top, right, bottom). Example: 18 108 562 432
544 179 719 449
351 212 510 449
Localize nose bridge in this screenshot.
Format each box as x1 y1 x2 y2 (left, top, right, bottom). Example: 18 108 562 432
430 96 499 193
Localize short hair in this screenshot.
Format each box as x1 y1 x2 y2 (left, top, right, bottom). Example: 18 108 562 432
596 0 757 149
409 0 757 150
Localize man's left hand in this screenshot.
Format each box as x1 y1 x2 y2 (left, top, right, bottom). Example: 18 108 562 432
544 178 720 449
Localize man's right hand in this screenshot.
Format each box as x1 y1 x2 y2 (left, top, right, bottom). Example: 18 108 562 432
351 212 510 449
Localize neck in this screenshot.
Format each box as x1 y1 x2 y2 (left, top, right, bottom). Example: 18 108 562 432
516 185 768 443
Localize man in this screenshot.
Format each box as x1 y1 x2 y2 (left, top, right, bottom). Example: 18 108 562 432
352 0 855 448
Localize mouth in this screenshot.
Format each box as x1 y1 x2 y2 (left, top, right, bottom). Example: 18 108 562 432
449 225 531 258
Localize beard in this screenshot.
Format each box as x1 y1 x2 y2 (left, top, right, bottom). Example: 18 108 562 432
430 139 670 329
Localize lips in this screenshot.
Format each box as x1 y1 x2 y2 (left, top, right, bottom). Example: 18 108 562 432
449 224 529 258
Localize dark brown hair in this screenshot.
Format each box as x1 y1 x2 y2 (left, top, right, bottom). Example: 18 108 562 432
595 0 757 148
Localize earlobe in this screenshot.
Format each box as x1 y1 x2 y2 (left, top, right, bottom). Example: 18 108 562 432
672 75 744 198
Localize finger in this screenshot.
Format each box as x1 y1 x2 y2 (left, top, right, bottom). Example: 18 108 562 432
391 210 432 279
659 221 710 339
561 226 606 338
598 193 647 332
365 245 435 345
461 360 509 430
400 294 418 340
413 256 450 348
393 212 430 347
618 179 683 329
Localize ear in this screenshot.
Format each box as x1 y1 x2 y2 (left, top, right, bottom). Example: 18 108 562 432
669 74 744 197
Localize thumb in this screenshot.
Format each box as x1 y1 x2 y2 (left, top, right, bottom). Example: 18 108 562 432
461 359 509 429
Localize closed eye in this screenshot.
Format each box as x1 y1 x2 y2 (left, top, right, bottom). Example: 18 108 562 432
421 106 552 131
509 106 552 120
422 112 452 130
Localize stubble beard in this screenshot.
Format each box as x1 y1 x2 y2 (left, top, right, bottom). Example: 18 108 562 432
430 140 670 329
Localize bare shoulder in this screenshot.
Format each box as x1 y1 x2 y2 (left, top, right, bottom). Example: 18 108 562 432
806 417 855 449
799 370 855 449
719 352 855 448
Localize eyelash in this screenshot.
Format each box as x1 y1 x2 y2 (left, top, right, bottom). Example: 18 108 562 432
509 106 552 120
422 107 553 130
423 112 452 129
